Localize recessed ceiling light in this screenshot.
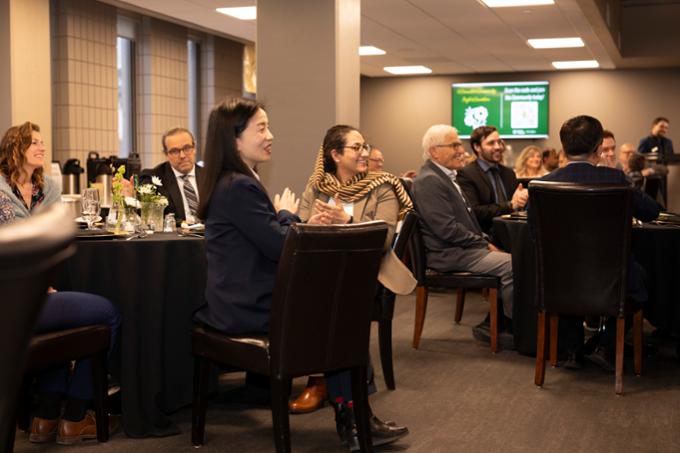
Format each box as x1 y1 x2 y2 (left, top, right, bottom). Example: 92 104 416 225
216 7 256 20
359 46 386 56
383 66 432 75
552 60 599 69
482 0 554 7
528 37 585 49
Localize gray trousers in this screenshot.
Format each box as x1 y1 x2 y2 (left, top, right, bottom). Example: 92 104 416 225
466 250 514 318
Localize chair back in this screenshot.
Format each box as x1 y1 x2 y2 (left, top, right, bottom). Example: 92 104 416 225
0 205 75 450
268 221 388 378
407 212 429 284
529 181 632 317
394 210 417 261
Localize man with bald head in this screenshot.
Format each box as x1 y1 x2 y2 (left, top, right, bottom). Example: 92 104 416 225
618 143 637 172
411 124 515 348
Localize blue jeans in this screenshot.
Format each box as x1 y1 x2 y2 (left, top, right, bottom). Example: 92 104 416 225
34 291 121 400
325 358 376 403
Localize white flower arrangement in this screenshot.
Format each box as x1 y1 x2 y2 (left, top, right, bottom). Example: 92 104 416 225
136 181 169 206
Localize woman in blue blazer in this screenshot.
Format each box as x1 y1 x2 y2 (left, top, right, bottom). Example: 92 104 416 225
193 99 408 451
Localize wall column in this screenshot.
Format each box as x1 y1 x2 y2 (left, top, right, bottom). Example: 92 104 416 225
257 0 360 195
0 0 52 163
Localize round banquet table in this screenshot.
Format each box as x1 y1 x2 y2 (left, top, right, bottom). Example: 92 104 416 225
55 232 207 437
492 217 680 356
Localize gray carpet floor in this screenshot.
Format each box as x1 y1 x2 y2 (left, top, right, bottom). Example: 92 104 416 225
13 290 680 452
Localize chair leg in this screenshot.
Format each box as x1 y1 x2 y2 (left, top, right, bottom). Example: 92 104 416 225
615 317 625 395
633 309 643 376
454 289 465 324
92 350 109 442
412 286 429 349
270 377 292 453
191 356 210 446
350 366 373 453
378 320 395 390
549 315 559 368
535 311 548 387
488 288 498 353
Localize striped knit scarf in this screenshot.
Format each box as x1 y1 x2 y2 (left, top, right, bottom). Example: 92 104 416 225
305 145 413 218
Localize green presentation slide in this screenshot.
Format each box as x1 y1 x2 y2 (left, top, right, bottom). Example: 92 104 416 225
452 81 549 139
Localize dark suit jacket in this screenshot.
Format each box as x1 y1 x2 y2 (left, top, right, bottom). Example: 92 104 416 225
193 173 298 334
638 134 674 160
534 161 660 305
149 161 202 222
539 162 660 222
412 160 489 272
457 160 518 234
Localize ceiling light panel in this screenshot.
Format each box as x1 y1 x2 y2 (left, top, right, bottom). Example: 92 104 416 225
528 37 585 49
216 7 256 20
383 65 432 75
359 46 386 56
482 0 555 7
552 60 599 69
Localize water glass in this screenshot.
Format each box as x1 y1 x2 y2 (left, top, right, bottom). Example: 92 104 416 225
81 188 100 230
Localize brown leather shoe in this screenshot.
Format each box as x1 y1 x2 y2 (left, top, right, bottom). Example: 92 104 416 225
29 417 59 443
289 376 327 414
57 411 97 445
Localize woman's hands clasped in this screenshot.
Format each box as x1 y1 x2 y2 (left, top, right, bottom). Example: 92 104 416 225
274 187 299 214
313 200 351 224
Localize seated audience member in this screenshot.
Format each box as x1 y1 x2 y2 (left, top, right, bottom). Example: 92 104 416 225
626 152 649 189
193 99 408 451
149 127 201 224
617 143 637 172
457 126 528 235
0 123 120 444
514 145 547 178
638 116 674 159
291 125 412 420
367 147 385 172
411 124 515 348
558 149 568 168
542 148 559 172
598 129 617 168
532 115 659 370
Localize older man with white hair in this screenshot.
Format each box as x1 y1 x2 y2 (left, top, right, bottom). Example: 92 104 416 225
411 124 515 348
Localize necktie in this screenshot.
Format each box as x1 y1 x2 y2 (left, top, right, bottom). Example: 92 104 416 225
489 167 507 204
181 174 199 217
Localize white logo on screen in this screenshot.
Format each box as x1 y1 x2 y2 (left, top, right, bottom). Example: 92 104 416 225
511 102 538 129
464 106 489 129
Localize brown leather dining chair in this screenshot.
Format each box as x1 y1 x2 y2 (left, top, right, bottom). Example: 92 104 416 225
409 212 502 352
0 206 76 452
530 181 643 395
371 210 417 390
191 221 388 453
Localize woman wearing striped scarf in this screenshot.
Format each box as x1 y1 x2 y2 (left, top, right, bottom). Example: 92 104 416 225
290 125 412 450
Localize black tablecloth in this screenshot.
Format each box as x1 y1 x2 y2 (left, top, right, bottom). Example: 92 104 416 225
55 233 206 437
493 218 680 356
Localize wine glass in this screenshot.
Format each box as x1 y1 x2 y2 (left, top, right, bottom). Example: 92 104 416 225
81 188 101 230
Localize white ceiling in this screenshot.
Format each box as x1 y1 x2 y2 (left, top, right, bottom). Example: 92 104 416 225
110 0 680 76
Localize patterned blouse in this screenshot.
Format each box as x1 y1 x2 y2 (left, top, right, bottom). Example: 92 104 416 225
0 191 15 224
13 183 46 212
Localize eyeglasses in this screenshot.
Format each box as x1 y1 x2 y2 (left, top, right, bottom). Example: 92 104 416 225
344 143 371 152
369 158 384 163
166 144 195 157
436 142 464 150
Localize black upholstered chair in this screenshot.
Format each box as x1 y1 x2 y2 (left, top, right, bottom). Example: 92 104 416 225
0 206 76 452
192 221 388 452
409 212 501 352
530 181 642 395
371 210 417 390
16 326 111 444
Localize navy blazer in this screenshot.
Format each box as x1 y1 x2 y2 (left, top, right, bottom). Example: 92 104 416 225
457 160 518 234
194 172 298 334
539 162 660 222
